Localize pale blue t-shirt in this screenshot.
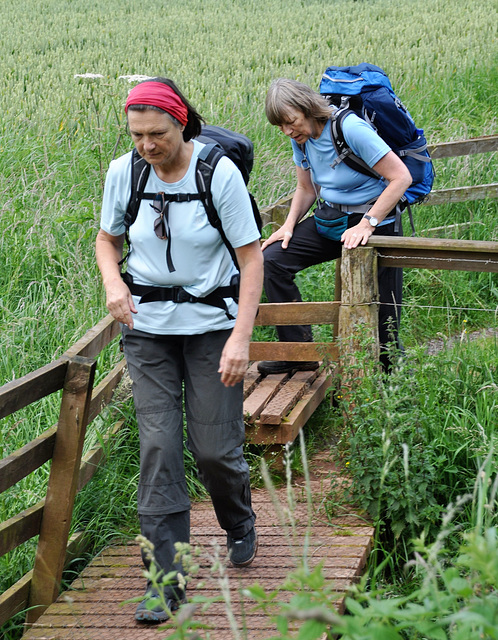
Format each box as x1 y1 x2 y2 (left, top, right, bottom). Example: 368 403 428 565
292 112 392 220
100 140 260 335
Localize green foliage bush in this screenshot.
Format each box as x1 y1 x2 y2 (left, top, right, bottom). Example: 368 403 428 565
334 335 497 566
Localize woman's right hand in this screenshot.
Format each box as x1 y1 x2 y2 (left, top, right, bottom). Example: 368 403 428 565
261 224 294 251
105 277 138 329
96 230 137 329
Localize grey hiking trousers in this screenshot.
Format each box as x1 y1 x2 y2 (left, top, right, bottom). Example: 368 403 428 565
121 327 255 588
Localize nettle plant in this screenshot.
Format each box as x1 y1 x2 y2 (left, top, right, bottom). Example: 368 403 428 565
335 334 498 549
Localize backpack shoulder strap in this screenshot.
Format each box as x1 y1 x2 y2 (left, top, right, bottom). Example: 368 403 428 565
330 110 381 180
124 148 155 231
195 143 240 268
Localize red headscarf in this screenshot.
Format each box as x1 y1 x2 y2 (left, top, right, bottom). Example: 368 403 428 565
124 81 188 126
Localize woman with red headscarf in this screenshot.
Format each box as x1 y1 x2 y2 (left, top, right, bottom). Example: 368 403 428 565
96 78 263 623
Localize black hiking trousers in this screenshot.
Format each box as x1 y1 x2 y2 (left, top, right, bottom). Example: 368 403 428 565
262 215 403 371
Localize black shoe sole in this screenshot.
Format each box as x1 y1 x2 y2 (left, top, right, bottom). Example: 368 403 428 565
257 361 319 376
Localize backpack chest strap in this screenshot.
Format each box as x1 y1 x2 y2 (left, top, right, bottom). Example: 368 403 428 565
137 191 205 203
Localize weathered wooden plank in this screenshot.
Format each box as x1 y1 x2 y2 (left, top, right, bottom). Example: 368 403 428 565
87 358 127 423
0 570 32 627
421 221 485 238
428 135 498 159
243 373 289 423
0 359 67 420
260 193 293 228
254 301 340 326
27 357 96 625
339 248 379 377
249 341 338 362
1 420 124 558
246 371 332 445
424 183 498 205
280 370 333 440
369 236 498 271
0 500 44 557
243 362 262 400
0 426 56 493
369 235 498 254
65 314 120 359
259 370 319 425
376 248 498 272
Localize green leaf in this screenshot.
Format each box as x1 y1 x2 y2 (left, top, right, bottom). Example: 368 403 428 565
368 625 404 640
297 619 327 640
448 576 473 597
345 597 366 617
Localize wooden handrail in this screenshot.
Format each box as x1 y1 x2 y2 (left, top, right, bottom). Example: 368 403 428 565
428 135 498 159
368 236 498 272
0 359 68 420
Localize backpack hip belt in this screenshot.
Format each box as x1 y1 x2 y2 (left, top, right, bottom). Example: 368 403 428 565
122 271 240 320
321 200 376 214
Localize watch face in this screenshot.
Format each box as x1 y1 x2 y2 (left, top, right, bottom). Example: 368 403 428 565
366 215 378 226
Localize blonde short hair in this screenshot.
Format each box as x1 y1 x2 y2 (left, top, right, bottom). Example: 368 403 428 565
265 78 333 126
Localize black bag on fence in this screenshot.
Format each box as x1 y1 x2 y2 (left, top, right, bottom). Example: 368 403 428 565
314 202 362 241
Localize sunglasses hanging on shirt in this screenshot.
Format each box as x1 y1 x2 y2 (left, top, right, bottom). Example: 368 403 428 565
149 192 175 272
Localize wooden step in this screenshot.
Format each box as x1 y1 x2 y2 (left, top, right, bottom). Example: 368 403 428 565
243 364 333 446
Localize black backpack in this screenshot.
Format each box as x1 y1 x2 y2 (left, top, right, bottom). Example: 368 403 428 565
123 124 262 270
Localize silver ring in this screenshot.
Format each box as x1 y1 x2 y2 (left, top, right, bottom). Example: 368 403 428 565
352 233 358 237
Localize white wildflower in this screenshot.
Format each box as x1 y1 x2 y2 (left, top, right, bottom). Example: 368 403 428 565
119 75 154 83
74 73 104 80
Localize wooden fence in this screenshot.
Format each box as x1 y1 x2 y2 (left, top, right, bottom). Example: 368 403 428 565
0 134 497 633
0 319 124 627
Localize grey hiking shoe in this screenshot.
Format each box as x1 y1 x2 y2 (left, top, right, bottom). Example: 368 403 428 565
227 527 258 567
135 587 186 624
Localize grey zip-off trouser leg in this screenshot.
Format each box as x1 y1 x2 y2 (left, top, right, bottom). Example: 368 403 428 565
121 327 255 593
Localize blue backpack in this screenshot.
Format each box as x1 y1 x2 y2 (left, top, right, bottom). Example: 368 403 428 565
319 63 434 231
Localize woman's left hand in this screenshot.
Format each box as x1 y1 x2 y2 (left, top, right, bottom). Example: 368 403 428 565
341 220 374 249
218 334 250 387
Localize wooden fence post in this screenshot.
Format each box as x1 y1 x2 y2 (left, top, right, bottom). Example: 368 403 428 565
26 356 96 624
338 247 380 377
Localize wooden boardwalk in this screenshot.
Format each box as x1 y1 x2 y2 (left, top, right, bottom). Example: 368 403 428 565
23 462 373 639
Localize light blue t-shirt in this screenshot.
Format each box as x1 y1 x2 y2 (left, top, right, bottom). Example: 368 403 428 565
292 112 391 208
100 140 260 335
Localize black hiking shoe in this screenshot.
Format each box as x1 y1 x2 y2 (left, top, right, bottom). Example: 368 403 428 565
135 587 187 624
257 360 319 375
227 527 258 568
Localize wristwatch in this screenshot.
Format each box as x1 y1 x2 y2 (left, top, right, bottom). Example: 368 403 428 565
363 214 379 227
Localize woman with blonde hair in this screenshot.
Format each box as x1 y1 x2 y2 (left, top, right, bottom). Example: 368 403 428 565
259 77 412 374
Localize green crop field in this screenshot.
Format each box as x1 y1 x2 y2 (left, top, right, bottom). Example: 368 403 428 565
0 1 497 637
